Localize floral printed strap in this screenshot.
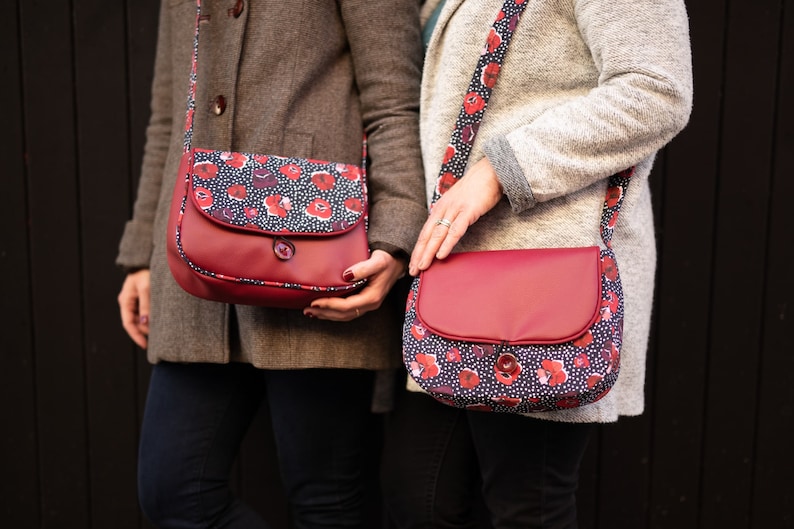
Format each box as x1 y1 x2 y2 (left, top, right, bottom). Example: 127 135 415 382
432 0 529 203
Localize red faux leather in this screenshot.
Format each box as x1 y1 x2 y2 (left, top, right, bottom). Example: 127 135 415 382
415 247 602 345
167 152 369 308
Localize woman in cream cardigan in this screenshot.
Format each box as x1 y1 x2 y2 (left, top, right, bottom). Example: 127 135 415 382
382 0 693 527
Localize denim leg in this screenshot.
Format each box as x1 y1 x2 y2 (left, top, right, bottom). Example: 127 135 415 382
467 413 594 529
138 362 270 529
381 391 481 529
262 368 375 529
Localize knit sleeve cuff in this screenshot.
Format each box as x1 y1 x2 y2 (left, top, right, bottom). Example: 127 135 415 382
483 135 536 213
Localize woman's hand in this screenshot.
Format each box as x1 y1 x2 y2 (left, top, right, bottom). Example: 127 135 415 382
304 249 407 321
408 157 503 275
118 269 151 348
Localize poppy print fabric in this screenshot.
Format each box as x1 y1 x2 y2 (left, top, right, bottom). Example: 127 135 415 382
189 148 367 236
403 170 633 413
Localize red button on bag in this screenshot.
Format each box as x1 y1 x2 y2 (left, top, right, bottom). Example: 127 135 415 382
496 353 518 375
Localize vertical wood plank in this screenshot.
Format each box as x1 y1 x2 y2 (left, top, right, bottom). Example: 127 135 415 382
700 1 781 527
647 0 724 527
750 1 794 527
72 0 144 526
0 1 40 527
124 2 161 527
18 0 90 526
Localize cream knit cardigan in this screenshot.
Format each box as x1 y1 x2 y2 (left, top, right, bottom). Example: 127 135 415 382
410 0 693 422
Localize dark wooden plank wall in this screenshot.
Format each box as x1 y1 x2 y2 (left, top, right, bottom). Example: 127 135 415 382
2 1 791 528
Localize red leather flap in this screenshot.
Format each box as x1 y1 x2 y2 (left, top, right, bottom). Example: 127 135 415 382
415 247 602 345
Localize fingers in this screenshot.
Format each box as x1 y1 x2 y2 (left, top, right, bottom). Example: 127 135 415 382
409 157 503 275
117 270 151 349
409 210 468 275
305 250 405 321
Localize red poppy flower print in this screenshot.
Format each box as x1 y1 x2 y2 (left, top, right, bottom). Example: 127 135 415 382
306 198 332 220
495 360 522 385
573 353 590 368
411 353 440 380
411 319 426 341
466 403 493 412
244 207 259 219
486 28 502 52
556 394 581 409
602 255 618 281
491 396 521 407
252 168 277 188
185 109 194 132
446 347 461 363
312 172 336 191
602 340 619 373
227 184 247 201
194 162 218 180
437 172 457 195
586 373 604 389
405 290 415 312
461 123 479 144
463 92 485 115
602 290 619 315
221 152 248 169
344 198 363 214
194 187 213 209
265 194 291 218
211 207 234 223
606 185 623 208
472 344 495 358
574 330 593 348
606 210 619 230
481 62 500 89
459 368 481 389
279 163 302 180
537 359 567 387
443 145 456 165
338 164 361 181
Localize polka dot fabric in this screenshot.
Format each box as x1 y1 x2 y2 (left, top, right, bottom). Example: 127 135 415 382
189 148 367 235
403 169 633 413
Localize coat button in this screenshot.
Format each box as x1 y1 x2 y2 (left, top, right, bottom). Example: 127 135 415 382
211 95 226 115
228 0 244 18
495 353 518 375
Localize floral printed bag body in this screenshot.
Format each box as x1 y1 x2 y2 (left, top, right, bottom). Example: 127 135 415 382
167 0 369 308
402 0 633 413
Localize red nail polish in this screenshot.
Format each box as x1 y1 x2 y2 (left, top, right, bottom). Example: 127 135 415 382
343 270 355 282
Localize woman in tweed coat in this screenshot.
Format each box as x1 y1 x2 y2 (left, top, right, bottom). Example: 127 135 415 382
382 0 693 527
116 0 426 527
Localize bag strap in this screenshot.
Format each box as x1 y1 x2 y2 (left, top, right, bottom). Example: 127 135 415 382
181 0 203 154
432 0 632 249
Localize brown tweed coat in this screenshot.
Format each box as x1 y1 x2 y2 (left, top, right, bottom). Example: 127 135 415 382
116 0 426 370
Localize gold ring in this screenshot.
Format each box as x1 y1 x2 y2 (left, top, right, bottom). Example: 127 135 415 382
355 308 360 317
436 218 452 228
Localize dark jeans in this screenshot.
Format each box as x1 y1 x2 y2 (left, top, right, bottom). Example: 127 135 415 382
138 361 374 529
381 390 594 529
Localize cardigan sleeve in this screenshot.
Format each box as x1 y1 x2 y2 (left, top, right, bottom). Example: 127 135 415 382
339 0 428 256
483 0 693 213
116 0 175 270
